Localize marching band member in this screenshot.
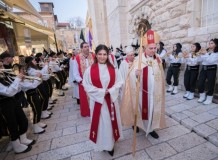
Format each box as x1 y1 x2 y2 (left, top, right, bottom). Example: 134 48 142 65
0 61 33 154
114 48 124 68
49 52 65 96
56 51 68 90
183 43 201 100
1 51 13 69
166 43 183 95
83 44 123 156
25 56 52 119
35 52 56 104
197 39 218 105
19 65 47 134
157 41 167 69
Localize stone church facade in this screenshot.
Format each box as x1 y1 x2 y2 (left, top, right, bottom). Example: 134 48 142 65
87 0 218 102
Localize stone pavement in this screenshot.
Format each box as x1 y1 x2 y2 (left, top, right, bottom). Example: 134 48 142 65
0 87 218 160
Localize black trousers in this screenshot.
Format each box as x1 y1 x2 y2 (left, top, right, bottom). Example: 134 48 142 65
26 91 42 124
166 65 180 86
0 99 28 141
184 67 199 92
162 59 166 70
0 112 8 138
37 81 49 111
198 68 217 96
47 78 53 98
61 70 67 84
55 72 64 89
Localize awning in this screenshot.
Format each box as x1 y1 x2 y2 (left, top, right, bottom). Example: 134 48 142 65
0 9 54 37
2 0 42 19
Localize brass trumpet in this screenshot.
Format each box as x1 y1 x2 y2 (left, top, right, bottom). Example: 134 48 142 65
163 52 185 59
0 69 42 81
42 73 60 82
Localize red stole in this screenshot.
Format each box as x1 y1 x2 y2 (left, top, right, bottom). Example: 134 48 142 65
142 67 148 120
75 54 94 117
71 55 75 60
110 54 115 63
141 53 160 120
125 57 129 63
89 64 120 143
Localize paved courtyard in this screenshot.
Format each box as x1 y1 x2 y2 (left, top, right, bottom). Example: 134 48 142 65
0 87 218 160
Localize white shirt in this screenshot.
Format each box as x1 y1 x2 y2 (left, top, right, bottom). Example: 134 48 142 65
166 52 183 63
27 65 50 81
199 52 218 65
20 79 41 92
0 77 21 97
183 53 201 66
158 49 167 59
49 61 61 72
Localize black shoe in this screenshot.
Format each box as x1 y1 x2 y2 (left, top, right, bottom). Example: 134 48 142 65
77 99 80 105
149 131 159 139
108 148 114 156
132 126 139 133
41 124 47 128
34 129 45 134
15 145 32 154
58 93 65 96
41 115 51 119
47 105 54 111
28 140 36 146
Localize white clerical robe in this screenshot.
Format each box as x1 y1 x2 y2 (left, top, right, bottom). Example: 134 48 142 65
83 63 124 151
121 54 166 136
119 60 129 81
68 58 79 99
119 59 131 100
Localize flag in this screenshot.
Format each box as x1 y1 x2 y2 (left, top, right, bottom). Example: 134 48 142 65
74 34 77 43
111 45 113 51
88 30 93 49
80 29 85 42
120 44 123 50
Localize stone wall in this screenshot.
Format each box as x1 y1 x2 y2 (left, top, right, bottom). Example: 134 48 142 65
127 0 218 102
88 0 218 101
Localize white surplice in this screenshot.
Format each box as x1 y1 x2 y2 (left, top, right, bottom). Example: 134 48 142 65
68 58 79 99
82 63 124 151
119 60 130 100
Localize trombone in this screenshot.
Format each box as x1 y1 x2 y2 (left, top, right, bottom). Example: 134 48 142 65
0 69 42 81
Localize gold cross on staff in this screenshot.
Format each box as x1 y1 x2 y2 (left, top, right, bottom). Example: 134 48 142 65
92 131 95 138
115 129 118 136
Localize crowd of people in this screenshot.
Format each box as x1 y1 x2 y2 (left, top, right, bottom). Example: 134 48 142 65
0 49 70 153
0 29 218 156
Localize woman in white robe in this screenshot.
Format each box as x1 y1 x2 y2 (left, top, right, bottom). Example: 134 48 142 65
83 44 123 156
